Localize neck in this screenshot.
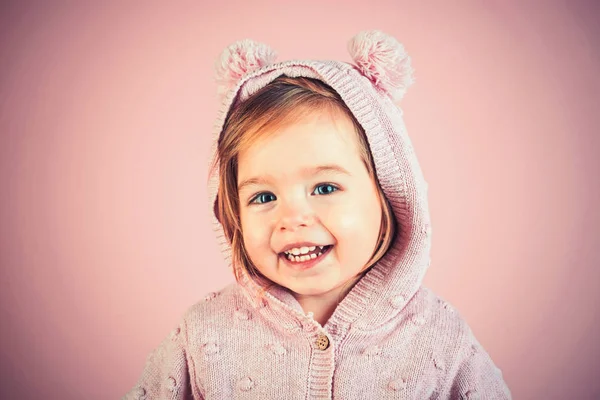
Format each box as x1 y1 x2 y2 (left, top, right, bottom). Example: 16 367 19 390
292 275 363 326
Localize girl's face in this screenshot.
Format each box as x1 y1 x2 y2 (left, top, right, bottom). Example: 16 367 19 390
237 109 382 298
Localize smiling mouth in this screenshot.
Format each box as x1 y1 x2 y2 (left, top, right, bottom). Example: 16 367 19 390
280 245 333 263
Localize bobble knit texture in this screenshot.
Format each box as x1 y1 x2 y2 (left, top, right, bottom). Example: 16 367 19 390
123 32 512 399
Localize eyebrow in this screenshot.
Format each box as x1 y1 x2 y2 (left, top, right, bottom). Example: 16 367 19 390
237 164 351 192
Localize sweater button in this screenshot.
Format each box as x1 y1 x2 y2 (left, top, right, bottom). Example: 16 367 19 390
315 334 330 350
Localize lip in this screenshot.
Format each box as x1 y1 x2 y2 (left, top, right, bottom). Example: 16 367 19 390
279 245 333 271
278 242 328 254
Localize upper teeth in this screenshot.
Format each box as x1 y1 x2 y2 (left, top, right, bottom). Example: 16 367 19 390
284 246 322 255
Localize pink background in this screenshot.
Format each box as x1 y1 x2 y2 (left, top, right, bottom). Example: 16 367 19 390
1 2 599 399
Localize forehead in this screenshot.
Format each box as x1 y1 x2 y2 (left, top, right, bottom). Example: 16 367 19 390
237 109 363 181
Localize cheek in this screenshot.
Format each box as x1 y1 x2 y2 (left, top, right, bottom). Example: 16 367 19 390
331 189 382 232
333 205 381 238
241 213 272 255
326 192 382 255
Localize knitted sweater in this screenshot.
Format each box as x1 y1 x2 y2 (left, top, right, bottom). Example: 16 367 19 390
123 58 512 399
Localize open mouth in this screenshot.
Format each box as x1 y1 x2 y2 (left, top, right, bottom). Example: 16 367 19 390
280 245 333 263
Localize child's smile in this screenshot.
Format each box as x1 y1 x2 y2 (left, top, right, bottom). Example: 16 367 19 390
237 108 383 300
280 244 334 270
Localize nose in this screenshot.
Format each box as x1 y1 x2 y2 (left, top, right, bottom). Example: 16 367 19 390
276 197 315 232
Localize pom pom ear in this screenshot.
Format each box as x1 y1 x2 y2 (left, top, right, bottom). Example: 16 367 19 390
215 39 277 95
348 30 414 101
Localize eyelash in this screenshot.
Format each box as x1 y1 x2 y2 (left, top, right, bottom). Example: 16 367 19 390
248 183 340 205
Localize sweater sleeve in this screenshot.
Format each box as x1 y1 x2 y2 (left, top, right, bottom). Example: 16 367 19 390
448 343 512 400
122 319 200 400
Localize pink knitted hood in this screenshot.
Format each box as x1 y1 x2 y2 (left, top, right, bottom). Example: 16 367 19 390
207 30 432 332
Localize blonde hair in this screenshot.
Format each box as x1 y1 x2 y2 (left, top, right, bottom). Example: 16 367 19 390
211 76 397 287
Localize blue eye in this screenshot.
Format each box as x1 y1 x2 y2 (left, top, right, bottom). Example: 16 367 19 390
250 192 276 204
249 184 338 205
313 183 338 195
